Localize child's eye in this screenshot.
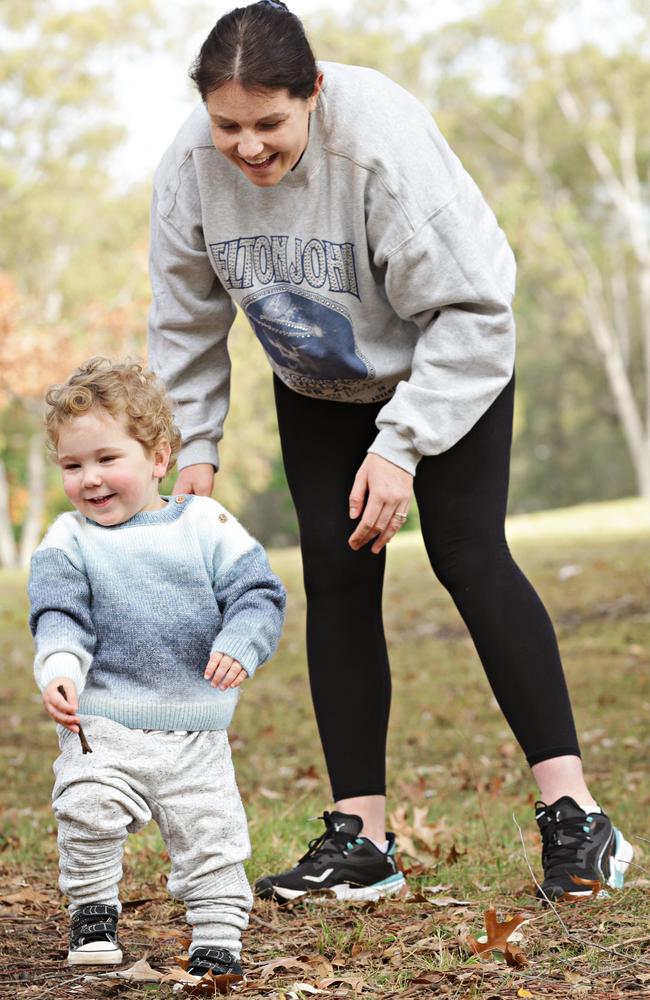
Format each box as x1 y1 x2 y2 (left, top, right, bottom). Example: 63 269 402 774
63 463 80 470
100 456 116 463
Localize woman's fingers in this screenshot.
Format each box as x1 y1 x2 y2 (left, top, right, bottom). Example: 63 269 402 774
348 455 413 551
173 463 215 497
371 508 409 554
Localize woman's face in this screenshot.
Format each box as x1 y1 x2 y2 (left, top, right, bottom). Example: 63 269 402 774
206 76 322 187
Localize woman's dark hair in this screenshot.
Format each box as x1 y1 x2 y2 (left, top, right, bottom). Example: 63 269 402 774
190 1 318 100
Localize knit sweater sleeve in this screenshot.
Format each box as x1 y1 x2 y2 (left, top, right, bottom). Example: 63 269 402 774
210 542 286 677
190 498 286 676
28 541 96 694
367 194 516 473
148 158 237 473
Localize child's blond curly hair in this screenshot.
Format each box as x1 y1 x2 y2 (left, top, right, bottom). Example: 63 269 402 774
45 357 182 471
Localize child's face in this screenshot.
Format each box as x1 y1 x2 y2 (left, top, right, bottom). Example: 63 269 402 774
56 407 171 526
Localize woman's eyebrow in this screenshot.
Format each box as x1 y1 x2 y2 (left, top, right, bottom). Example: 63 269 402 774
210 112 288 124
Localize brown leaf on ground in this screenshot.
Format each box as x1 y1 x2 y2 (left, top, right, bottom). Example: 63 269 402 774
317 974 366 993
465 908 528 962
160 966 201 984
258 955 312 980
560 874 602 900
504 941 528 967
186 968 244 994
97 957 164 981
2 888 53 907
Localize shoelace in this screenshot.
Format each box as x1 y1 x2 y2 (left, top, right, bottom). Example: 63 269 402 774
298 812 357 864
538 807 594 877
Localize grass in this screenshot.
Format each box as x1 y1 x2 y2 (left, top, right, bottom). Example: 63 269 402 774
0 497 648 998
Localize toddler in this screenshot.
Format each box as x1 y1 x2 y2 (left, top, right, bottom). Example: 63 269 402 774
28 357 286 978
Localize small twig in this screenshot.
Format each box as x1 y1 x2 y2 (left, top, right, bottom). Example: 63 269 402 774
57 685 92 753
248 911 279 931
512 811 650 969
625 860 650 877
631 834 650 844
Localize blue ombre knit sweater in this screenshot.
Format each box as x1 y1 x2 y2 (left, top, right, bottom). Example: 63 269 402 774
28 495 286 731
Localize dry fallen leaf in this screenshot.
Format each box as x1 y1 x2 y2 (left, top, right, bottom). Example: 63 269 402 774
160 967 201 984
258 786 283 800
466 909 528 966
561 874 602 900
97 957 163 982
2 889 52 907
186 968 244 994
259 956 312 980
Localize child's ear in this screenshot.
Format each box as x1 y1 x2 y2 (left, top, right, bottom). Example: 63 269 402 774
153 440 172 480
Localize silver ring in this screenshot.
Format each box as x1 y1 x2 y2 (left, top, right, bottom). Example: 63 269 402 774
393 511 408 521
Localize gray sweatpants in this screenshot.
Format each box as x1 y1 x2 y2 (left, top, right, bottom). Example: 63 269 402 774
52 717 253 957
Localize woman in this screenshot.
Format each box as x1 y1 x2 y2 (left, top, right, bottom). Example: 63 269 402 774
148 0 632 904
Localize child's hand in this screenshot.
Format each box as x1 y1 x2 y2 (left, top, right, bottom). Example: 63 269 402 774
204 653 248 690
43 678 81 733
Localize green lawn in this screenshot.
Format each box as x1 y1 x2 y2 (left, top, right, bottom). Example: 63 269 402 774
1 498 648 998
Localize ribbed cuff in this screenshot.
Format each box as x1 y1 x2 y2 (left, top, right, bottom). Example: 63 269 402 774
37 652 85 693
177 438 220 474
210 636 263 679
368 428 421 476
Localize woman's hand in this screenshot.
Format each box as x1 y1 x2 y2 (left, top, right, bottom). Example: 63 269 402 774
173 463 215 497
43 678 80 733
348 454 413 554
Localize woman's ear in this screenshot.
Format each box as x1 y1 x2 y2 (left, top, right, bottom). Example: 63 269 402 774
307 71 324 112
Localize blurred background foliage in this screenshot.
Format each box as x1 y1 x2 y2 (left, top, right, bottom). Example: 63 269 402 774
1 0 649 557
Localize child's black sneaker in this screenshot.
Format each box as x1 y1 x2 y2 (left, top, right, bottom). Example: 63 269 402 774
254 810 406 903
187 946 243 979
68 903 122 965
535 796 633 902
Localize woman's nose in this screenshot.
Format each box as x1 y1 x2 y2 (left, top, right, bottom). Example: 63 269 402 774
237 131 264 159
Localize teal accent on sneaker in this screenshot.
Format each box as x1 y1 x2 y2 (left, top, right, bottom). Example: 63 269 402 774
371 873 405 890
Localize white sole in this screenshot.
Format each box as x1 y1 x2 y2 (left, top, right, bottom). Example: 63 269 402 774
68 946 123 965
273 873 406 903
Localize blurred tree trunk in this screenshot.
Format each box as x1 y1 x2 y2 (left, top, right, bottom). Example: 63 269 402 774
19 426 46 568
0 459 17 568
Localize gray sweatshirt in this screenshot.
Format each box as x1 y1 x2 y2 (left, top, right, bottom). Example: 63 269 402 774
148 61 516 475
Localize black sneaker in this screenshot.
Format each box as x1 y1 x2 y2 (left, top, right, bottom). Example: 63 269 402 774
535 796 633 902
254 810 406 903
68 903 122 965
187 946 243 980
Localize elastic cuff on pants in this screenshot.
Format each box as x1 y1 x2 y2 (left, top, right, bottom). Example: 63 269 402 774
526 746 582 767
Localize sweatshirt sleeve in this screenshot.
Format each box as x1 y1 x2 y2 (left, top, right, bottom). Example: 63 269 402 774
148 179 237 472
28 548 96 694
367 194 516 474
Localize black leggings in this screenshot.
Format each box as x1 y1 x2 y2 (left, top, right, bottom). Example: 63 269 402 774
274 374 580 801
